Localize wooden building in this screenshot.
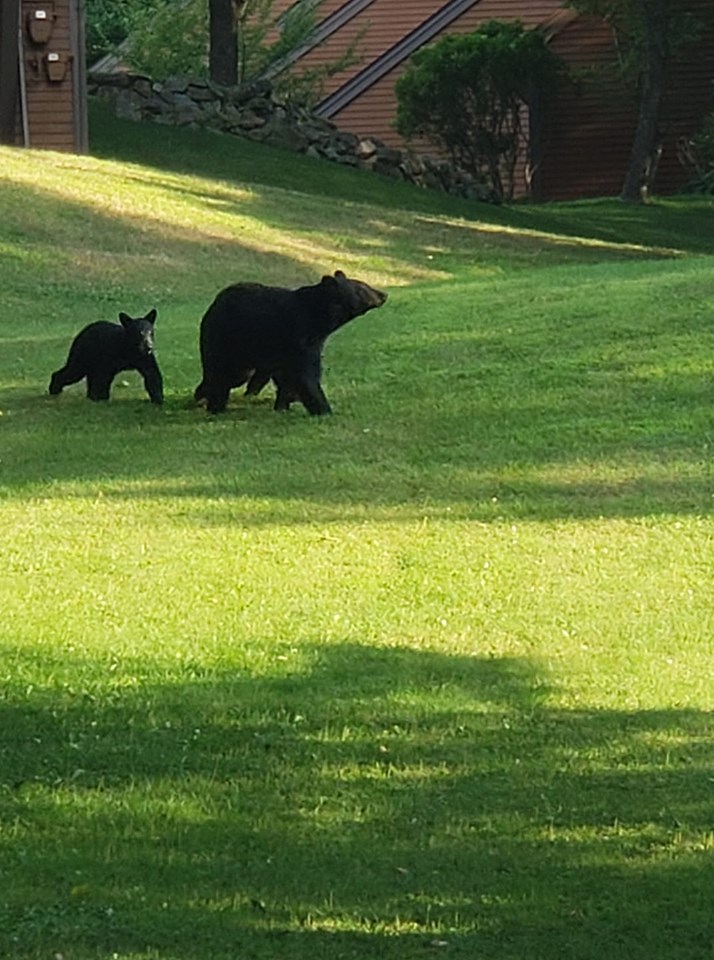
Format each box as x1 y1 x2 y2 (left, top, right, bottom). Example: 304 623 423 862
272 0 714 200
0 0 87 152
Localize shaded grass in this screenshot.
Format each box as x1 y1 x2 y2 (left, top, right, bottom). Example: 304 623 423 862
2 641 714 959
1 109 713 960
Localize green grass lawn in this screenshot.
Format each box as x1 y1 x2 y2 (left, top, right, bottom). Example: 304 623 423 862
1 102 713 960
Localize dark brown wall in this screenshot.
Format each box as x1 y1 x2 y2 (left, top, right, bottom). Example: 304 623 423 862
656 0 714 193
540 1 714 200
539 15 637 200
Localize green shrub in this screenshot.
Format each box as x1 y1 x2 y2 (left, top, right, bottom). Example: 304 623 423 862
125 0 209 80
395 20 566 201
686 112 714 194
85 0 164 65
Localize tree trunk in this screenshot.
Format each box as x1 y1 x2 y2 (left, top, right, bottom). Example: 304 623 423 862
209 0 239 87
0 0 20 144
620 0 669 203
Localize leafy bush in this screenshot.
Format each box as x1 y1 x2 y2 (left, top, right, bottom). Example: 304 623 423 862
85 0 164 65
395 20 566 201
125 0 209 80
686 112 714 194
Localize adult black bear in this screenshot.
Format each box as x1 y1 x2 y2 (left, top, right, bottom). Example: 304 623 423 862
49 310 163 404
194 270 387 415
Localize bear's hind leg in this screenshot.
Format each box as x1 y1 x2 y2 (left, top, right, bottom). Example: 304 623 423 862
245 370 271 397
49 362 85 395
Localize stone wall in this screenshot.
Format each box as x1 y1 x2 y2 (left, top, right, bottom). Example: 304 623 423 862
88 72 499 203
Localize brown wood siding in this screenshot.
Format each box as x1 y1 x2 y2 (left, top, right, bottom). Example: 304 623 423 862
540 0 714 199
296 1 457 94
263 0 372 52
538 15 637 200
298 0 560 97
19 0 84 151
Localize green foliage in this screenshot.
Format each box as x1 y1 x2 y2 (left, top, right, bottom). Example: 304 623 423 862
103 0 354 104
565 0 701 74
125 0 209 80
239 0 315 80
84 0 164 65
395 20 565 201
685 110 714 193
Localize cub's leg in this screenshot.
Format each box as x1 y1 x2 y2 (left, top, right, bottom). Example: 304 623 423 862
86 370 114 402
49 360 86 395
139 358 164 405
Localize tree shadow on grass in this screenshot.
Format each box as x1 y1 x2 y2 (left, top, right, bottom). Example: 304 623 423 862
1 641 713 959
89 101 714 258
0 178 310 302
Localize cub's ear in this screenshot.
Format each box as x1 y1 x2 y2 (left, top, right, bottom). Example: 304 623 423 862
118 312 132 328
145 308 157 324
333 270 346 280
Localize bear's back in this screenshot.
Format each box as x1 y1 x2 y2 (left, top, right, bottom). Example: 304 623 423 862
203 282 321 346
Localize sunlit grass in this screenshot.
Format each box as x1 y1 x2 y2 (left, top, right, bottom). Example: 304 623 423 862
1 108 713 960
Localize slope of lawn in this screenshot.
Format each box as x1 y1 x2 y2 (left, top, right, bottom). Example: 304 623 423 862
1 102 713 960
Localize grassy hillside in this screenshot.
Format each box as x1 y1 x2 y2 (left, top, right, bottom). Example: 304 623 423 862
1 104 713 960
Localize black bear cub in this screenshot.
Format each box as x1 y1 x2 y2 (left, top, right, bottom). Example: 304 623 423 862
49 309 163 404
194 270 387 415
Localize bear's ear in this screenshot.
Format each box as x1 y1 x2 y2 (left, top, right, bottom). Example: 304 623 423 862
333 270 347 280
145 308 157 325
118 312 132 328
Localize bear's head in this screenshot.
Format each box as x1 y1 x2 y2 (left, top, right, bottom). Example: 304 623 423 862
119 308 158 358
320 270 387 334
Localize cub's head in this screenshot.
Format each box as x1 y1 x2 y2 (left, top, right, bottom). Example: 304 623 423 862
119 308 158 358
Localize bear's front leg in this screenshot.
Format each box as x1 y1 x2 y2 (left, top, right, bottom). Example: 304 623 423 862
139 358 164 405
297 381 332 415
86 372 113 401
289 349 331 415
291 369 331 415
205 380 232 414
